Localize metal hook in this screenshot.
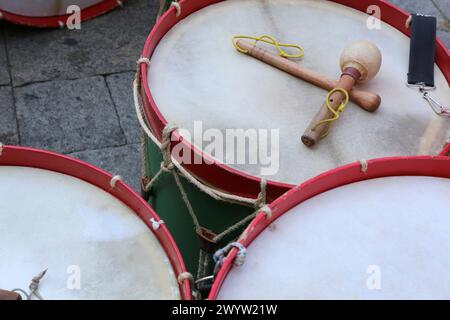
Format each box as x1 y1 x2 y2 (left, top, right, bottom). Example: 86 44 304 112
420 88 450 118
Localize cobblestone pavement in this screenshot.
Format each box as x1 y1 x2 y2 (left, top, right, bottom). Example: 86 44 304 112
1 0 449 191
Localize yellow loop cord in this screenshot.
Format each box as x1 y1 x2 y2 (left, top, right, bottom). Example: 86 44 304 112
232 34 304 59
312 88 350 138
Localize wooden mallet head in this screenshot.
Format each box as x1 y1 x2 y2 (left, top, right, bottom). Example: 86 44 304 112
302 41 382 147
339 40 382 82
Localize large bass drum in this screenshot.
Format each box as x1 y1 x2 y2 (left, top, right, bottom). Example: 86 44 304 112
137 0 450 277
0 145 191 300
210 156 450 299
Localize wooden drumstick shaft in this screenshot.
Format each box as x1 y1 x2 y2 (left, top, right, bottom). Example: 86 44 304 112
236 40 380 112
301 69 359 147
0 289 22 300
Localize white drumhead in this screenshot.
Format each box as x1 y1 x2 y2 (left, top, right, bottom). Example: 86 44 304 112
0 0 103 17
217 176 450 299
0 166 180 300
149 0 450 185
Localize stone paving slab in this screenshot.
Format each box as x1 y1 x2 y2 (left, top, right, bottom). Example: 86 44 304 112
5 0 158 87
106 72 140 144
433 0 450 21
438 29 450 47
0 86 19 145
0 23 10 85
70 143 141 192
15 76 126 154
390 0 448 30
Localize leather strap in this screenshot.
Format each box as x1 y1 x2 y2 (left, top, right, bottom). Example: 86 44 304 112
408 14 437 87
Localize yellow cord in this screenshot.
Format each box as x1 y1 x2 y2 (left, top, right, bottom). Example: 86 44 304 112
232 34 304 59
312 88 350 138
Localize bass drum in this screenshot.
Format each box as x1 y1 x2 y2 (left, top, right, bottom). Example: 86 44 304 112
137 0 450 277
210 156 450 299
0 0 125 27
0 145 191 300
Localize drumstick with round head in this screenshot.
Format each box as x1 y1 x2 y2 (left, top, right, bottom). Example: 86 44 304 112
301 41 382 147
235 39 381 112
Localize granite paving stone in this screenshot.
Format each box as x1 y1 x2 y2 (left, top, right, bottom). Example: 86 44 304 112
0 86 19 145
438 30 450 48
433 0 450 22
15 76 126 154
390 0 450 34
106 72 140 144
70 143 141 192
0 23 10 85
5 0 159 86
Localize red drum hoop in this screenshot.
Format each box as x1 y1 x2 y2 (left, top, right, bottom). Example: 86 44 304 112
0 145 192 300
209 155 450 299
140 0 450 204
441 142 450 156
0 0 125 27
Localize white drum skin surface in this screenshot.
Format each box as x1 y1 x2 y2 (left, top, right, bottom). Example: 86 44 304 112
217 176 450 300
0 0 102 17
0 166 180 300
148 0 450 185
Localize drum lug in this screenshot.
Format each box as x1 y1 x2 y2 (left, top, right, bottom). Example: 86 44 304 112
196 227 218 254
140 175 153 201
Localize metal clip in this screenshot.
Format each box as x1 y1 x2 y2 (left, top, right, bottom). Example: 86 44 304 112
419 86 450 118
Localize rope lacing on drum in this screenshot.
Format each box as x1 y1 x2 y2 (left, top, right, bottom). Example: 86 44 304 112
12 269 47 300
110 175 123 188
177 272 201 300
259 205 273 220
213 242 247 276
359 159 368 173
170 1 181 17
157 0 181 21
134 57 269 281
134 57 270 208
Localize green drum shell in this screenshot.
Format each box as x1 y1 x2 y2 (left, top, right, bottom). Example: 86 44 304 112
144 138 254 277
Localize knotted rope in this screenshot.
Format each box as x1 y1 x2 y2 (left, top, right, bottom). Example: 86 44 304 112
134 57 271 283
233 34 304 59
312 88 350 138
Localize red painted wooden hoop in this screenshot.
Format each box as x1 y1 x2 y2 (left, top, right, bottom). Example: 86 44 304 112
0 0 125 28
208 155 450 299
0 145 192 300
140 0 450 204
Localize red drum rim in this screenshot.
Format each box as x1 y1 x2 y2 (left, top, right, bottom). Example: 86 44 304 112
0 145 192 300
0 0 125 28
208 155 450 299
140 0 450 204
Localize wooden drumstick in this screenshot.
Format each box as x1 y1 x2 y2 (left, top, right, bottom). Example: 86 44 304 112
0 289 22 300
235 39 381 112
301 41 382 147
